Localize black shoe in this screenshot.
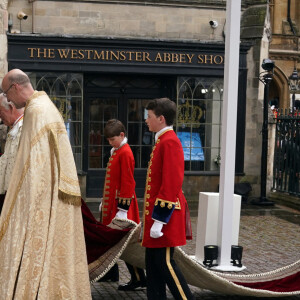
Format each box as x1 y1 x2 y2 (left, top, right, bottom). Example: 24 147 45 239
118 280 146 291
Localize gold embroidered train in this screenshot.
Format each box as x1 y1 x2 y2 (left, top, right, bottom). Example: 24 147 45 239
91 219 300 297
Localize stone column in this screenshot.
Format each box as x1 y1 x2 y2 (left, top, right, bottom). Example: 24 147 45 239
240 3 270 196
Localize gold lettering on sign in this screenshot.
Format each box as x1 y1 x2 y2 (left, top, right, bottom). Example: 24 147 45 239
26 48 224 65
197 54 204 64
28 48 36 58
127 51 135 61
164 53 172 62
27 48 55 58
37 48 47 58
71 49 78 59
58 49 70 59
110 51 119 60
144 52 152 62
94 50 105 60
85 50 93 60
186 54 194 63
48 49 55 58
135 51 142 62
214 55 223 64
205 55 213 64
78 49 85 59
171 53 179 63
155 52 163 62
198 54 224 64
120 51 126 61
179 53 186 63
154 53 195 63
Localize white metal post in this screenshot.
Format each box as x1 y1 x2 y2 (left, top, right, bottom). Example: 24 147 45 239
214 0 244 271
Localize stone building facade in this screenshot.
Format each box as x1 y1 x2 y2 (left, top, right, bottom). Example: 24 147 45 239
1 0 298 202
269 0 299 109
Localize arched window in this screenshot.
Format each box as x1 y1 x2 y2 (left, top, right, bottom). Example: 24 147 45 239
28 72 83 170
176 77 223 172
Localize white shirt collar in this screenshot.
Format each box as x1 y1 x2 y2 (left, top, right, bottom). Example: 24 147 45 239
155 126 173 142
110 136 128 156
8 114 24 139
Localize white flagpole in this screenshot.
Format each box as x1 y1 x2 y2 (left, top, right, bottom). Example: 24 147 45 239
215 0 243 271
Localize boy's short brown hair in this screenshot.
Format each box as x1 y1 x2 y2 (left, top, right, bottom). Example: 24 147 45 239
146 97 176 126
104 119 126 138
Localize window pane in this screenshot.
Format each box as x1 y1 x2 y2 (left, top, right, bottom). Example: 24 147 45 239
69 97 82 122
88 98 117 169
72 146 82 171
128 123 141 146
102 145 111 167
28 72 83 171
127 99 153 168
67 122 81 146
177 77 223 172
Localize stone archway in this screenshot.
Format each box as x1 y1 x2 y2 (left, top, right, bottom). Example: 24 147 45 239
271 65 290 110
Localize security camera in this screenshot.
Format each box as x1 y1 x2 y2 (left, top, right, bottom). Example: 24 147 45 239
261 58 275 72
17 11 28 20
209 20 218 29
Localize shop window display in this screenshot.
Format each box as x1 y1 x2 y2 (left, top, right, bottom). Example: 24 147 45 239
177 77 223 172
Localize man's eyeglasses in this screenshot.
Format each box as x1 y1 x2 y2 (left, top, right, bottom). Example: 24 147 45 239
2 83 15 97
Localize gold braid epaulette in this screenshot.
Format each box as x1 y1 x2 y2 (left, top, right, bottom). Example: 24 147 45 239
58 190 82 206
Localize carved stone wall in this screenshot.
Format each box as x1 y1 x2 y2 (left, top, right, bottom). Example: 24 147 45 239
269 0 300 110
7 1 226 41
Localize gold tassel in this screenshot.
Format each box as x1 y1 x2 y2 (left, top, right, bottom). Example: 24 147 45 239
58 190 81 206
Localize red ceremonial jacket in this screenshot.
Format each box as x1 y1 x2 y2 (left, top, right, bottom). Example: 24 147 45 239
100 143 140 225
142 129 191 248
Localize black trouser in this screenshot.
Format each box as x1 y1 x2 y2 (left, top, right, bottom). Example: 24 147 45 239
100 263 119 281
145 247 194 300
0 193 5 215
125 262 146 283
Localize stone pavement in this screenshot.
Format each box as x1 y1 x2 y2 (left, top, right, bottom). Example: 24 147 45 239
87 201 300 300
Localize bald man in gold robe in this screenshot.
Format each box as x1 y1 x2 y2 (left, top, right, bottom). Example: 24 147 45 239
0 69 91 299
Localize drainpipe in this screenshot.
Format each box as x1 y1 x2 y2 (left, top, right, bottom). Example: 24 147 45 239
287 0 296 35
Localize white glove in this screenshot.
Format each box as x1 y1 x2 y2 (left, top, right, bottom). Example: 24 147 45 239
115 209 128 219
150 221 164 238
99 202 102 212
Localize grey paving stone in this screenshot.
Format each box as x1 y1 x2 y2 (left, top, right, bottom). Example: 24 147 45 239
88 202 300 300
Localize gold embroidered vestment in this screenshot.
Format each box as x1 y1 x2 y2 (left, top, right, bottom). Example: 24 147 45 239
0 91 91 299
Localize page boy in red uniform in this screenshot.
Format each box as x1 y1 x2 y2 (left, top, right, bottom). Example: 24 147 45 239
100 119 146 290
142 98 194 300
